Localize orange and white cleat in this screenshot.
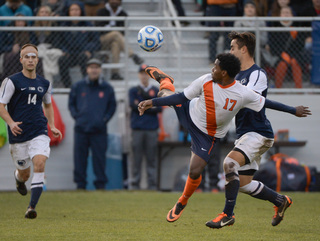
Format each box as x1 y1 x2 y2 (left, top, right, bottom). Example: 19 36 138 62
272 195 292 226
206 212 235 229
166 202 186 222
145 66 174 84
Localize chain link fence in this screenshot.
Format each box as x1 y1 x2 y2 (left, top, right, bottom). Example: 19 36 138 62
0 16 317 89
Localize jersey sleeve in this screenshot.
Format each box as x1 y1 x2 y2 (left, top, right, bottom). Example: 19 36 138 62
0 78 15 104
183 74 211 100
246 70 268 94
242 87 265 112
43 83 52 104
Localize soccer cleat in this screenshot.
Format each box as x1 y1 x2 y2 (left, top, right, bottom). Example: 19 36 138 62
272 195 292 226
145 66 174 84
25 207 37 219
206 212 235 229
14 171 27 196
166 202 186 222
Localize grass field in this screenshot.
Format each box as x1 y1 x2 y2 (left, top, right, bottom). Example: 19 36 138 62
0 191 319 241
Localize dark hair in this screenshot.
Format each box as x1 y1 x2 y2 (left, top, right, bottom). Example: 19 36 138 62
216 53 241 78
20 43 38 52
228 31 256 57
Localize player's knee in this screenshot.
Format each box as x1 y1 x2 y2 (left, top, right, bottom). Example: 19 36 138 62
223 157 240 182
33 161 45 172
188 169 201 180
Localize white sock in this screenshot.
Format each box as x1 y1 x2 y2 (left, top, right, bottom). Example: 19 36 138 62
31 172 45 189
15 170 24 182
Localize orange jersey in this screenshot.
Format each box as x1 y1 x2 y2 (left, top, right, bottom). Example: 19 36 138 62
183 74 265 138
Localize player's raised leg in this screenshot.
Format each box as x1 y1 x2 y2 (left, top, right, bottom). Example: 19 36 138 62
14 168 29 196
145 66 175 97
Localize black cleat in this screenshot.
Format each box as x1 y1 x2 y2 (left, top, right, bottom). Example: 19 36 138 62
272 195 292 226
25 207 37 219
14 171 27 196
206 212 235 229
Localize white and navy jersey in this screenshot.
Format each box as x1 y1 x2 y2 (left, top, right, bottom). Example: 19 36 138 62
183 73 265 138
235 64 274 139
0 72 51 144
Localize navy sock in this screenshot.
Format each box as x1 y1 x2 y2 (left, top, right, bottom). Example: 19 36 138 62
29 187 43 209
253 185 284 207
29 172 44 209
223 180 240 217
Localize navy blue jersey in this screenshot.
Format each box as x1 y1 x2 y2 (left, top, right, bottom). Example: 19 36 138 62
0 72 51 144
235 64 274 139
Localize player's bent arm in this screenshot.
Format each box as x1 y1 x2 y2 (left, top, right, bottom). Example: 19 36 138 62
0 103 14 126
0 103 22 136
152 92 188 107
43 102 62 138
264 99 311 117
43 102 55 128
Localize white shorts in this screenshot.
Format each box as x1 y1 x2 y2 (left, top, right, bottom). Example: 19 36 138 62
235 132 274 173
9 135 51 170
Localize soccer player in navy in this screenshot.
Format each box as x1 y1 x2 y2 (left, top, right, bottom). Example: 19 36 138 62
206 32 311 229
0 44 62 219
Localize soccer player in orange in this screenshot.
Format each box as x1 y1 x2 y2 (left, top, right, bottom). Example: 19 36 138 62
138 53 310 228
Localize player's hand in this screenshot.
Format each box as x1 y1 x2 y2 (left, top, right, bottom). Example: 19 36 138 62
295 106 312 117
138 100 153 116
9 121 23 136
51 127 63 140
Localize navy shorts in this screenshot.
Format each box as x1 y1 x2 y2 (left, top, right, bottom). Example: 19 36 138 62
174 102 219 163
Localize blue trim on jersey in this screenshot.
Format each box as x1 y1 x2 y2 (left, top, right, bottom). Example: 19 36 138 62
235 64 274 139
6 72 50 144
253 70 260 86
173 101 219 163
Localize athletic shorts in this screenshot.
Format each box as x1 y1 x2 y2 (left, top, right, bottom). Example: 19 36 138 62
174 102 219 163
9 135 51 170
235 132 274 175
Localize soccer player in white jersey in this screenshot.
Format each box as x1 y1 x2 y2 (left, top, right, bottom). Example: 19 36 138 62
0 44 62 219
207 31 311 229
138 53 310 227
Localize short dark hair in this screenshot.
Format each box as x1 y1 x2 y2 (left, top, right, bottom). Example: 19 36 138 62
20 44 38 52
228 31 256 57
216 53 241 78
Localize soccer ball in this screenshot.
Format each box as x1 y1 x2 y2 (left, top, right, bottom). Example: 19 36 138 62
137 25 164 52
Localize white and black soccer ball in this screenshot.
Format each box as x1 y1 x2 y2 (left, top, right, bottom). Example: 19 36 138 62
137 25 164 52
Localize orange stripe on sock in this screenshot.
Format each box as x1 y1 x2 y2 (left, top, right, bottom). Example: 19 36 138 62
178 175 202 205
203 81 217 136
160 79 175 92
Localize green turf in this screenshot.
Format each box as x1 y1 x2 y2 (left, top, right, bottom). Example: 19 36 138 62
0 191 319 241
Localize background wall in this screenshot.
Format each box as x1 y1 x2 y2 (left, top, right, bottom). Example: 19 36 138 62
0 93 319 191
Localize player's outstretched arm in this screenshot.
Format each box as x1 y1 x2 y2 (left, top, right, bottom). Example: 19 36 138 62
264 99 312 117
